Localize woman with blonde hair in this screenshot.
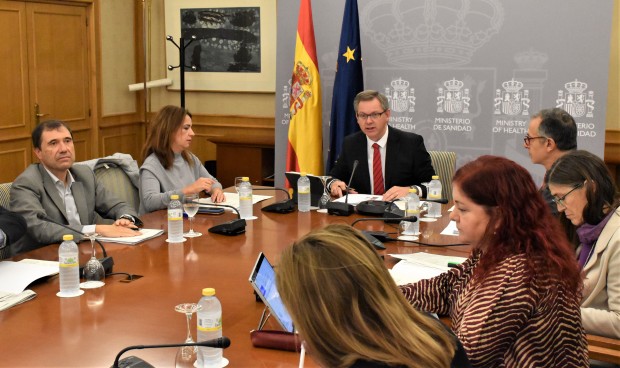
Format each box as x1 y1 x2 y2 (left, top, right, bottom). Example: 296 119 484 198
276 224 470 368
139 105 224 214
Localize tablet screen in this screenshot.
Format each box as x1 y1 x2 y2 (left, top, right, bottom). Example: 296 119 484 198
248 253 294 333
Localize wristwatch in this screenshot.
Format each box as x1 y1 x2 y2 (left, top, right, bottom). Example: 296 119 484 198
119 214 143 227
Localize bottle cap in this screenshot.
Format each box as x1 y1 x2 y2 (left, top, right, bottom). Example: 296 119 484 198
171 194 179 200
202 287 216 296
432 175 439 180
408 188 417 194
300 172 307 176
62 234 74 241
242 177 249 182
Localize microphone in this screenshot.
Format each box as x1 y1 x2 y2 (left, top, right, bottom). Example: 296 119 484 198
351 216 418 249
254 187 295 214
112 337 231 368
327 160 359 216
205 204 247 236
36 213 114 275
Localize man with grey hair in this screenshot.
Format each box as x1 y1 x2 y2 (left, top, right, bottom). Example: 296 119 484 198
329 90 435 200
524 107 577 214
10 120 142 256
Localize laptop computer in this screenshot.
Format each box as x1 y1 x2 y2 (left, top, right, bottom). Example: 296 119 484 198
284 172 325 207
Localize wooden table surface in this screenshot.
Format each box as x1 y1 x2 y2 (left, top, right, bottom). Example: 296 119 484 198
0 191 469 367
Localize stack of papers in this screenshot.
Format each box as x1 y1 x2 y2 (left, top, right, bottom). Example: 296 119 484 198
0 259 59 311
198 192 272 209
388 252 467 285
97 228 164 245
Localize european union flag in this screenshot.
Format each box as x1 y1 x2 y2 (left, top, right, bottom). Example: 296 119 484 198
327 0 363 172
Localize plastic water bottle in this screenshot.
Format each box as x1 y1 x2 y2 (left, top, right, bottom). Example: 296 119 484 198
197 288 223 368
428 175 443 218
238 177 253 219
401 188 420 235
167 194 184 242
58 234 80 297
297 172 311 212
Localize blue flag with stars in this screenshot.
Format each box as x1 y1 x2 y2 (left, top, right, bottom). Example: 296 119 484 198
327 0 363 172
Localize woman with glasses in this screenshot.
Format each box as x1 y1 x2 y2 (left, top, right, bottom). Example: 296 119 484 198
400 155 587 367
276 224 471 368
139 105 225 214
547 150 620 338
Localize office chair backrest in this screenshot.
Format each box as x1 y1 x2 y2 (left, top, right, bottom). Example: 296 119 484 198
0 182 11 209
428 151 457 201
94 164 140 213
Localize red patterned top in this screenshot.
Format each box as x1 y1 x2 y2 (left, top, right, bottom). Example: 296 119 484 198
400 251 588 368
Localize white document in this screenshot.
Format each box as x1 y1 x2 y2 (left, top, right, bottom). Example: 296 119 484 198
96 228 164 245
0 259 59 294
333 194 382 205
198 192 272 209
388 260 446 285
388 252 468 285
441 220 459 236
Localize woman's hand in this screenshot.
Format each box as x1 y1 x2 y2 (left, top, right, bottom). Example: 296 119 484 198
210 187 225 203
184 177 217 195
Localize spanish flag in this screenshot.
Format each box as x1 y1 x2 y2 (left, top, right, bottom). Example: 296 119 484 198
286 0 323 179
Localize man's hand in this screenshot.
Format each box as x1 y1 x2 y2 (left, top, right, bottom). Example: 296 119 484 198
96 222 141 237
330 180 357 198
210 187 225 203
382 186 409 201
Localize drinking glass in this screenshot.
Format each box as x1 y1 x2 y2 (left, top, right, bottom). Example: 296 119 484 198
80 232 105 289
174 303 202 368
183 194 202 237
234 177 244 194
317 176 331 210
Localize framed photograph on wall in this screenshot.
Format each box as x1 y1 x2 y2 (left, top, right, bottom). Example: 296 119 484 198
164 0 276 92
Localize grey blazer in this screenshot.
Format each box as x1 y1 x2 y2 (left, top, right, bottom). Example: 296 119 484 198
9 164 138 255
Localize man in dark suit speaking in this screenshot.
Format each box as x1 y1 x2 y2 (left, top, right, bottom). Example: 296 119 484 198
329 90 435 200
9 120 141 256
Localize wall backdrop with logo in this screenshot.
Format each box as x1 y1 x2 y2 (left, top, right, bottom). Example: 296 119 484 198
275 0 614 188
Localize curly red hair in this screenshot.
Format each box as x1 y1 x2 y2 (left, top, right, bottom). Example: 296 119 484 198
453 155 581 294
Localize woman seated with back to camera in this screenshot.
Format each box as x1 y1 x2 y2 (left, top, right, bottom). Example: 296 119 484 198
139 105 225 214
547 150 620 339
400 155 587 367
276 224 471 368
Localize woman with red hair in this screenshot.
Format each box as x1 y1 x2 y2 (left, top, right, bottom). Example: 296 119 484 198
400 155 587 367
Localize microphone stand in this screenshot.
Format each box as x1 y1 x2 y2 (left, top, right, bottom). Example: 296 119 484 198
351 216 418 249
112 337 231 368
36 214 114 275
327 160 359 216
204 204 247 236
253 187 295 214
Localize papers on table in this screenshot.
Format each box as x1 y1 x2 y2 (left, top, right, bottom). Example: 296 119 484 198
388 252 467 285
97 228 164 245
0 259 59 310
441 220 459 236
198 192 272 209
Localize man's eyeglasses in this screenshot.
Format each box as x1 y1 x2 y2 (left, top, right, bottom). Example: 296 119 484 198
523 135 547 146
357 110 386 121
551 182 584 207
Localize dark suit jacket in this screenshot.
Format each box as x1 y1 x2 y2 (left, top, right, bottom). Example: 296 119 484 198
0 206 27 248
9 164 138 255
329 126 435 195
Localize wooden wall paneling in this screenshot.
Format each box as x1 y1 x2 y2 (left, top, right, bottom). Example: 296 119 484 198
605 129 620 187
0 2 30 141
0 139 31 183
71 129 89 162
100 123 145 161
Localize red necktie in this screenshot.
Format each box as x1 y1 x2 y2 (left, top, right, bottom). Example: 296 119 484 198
372 143 384 195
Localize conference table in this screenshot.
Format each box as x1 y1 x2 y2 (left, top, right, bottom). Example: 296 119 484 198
0 191 471 367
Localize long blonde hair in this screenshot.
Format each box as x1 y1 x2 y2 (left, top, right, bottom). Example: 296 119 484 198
276 224 456 368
